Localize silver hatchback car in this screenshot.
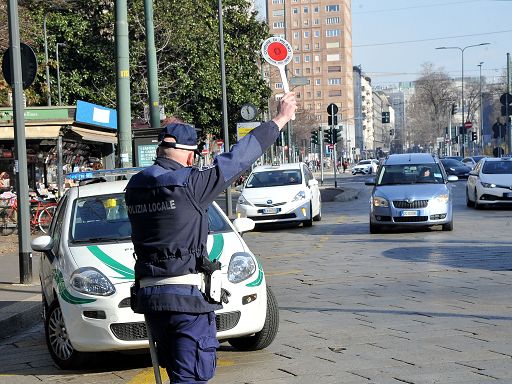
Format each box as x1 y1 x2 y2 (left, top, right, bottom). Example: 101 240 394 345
365 153 458 233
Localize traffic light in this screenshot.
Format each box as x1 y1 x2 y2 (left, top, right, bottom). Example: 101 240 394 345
471 132 477 141
311 130 319 145
324 128 333 144
451 103 457 115
328 114 338 126
389 129 394 136
382 112 390 124
458 125 467 135
336 127 343 143
452 136 458 144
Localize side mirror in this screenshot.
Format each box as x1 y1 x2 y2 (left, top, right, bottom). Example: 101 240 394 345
232 217 255 234
308 179 318 187
31 235 53 251
365 177 376 186
235 185 243 192
447 175 459 182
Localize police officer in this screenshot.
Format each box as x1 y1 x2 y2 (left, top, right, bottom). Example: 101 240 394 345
125 92 297 383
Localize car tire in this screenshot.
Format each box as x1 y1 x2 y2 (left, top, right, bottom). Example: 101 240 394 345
313 197 322 222
369 222 382 234
228 287 279 351
474 189 481 210
45 300 90 369
442 221 453 231
466 188 475 207
303 203 313 227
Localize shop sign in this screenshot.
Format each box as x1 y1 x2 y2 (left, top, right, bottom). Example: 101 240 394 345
0 107 70 122
75 100 117 130
136 144 158 167
236 122 261 141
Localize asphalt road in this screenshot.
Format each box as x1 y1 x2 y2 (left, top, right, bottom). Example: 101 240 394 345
1 177 511 384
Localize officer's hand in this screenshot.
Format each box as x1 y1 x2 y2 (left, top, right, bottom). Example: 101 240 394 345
273 92 297 130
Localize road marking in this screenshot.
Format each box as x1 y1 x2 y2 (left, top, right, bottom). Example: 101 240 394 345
266 269 302 276
127 359 235 383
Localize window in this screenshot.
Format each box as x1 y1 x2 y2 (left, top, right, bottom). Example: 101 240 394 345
326 41 340 48
326 17 340 24
326 29 340 37
314 42 320 49
293 7 299 14
304 31 310 38
273 10 285 16
328 65 341 72
294 68 301 75
307 91 312 98
275 83 283 89
314 19 320 25
305 67 311 74
304 55 311 62
294 56 301 63
316 91 322 97
314 55 320 61
316 67 321 73
272 0 284 3
325 4 340 12
314 30 320 37
304 20 309 26
328 78 341 85
306 104 312 110
294 31 299 39
296 92 301 99
326 53 340 61
315 79 321 85
303 6 308 13
314 6 319 13
273 22 285 28
304 43 310 50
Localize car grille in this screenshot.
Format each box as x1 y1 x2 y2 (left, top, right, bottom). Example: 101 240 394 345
254 202 286 207
393 216 428 223
216 311 241 332
481 194 512 201
111 322 147 341
393 200 428 208
110 312 242 341
252 213 296 221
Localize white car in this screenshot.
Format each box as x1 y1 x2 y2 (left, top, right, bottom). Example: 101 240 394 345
352 159 379 175
466 157 512 208
31 172 279 369
235 162 321 226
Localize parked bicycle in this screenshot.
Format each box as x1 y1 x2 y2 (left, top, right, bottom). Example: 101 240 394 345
0 191 57 235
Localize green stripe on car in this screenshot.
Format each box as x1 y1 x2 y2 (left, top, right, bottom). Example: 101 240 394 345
54 269 96 304
246 260 263 287
87 245 135 279
209 234 224 261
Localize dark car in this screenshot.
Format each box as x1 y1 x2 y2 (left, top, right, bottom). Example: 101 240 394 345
440 158 471 178
443 155 463 162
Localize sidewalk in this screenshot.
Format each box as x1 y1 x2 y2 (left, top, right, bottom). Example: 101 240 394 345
0 234 42 339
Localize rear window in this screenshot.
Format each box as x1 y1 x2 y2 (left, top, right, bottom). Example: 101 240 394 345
482 161 512 174
71 194 231 242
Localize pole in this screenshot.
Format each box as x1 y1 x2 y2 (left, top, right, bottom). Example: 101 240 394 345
319 126 324 185
144 315 163 384
333 143 337 188
507 53 511 154
143 0 160 129
115 0 133 167
57 135 63 198
461 47 465 158
7 0 32 284
478 62 483 154
43 13 51 106
218 0 232 216
56 43 65 106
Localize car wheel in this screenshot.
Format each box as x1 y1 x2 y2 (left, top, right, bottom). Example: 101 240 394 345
228 287 279 351
313 197 322 221
466 188 475 207
442 221 453 231
369 222 382 234
303 203 313 227
45 300 90 369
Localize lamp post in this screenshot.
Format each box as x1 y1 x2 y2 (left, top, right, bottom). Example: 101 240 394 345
478 62 484 153
43 12 51 106
56 42 66 106
436 43 490 157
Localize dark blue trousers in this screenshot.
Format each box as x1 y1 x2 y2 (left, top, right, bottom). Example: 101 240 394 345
145 311 219 383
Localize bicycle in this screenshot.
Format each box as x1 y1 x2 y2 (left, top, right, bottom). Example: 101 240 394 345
0 193 57 235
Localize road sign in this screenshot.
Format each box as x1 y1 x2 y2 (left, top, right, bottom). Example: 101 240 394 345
464 121 473 130
2 43 38 89
500 93 512 105
328 144 334 149
327 103 338 116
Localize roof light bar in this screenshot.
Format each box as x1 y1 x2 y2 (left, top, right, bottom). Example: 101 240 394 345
66 167 146 181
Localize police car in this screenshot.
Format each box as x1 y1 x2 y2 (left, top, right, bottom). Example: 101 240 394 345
31 169 279 369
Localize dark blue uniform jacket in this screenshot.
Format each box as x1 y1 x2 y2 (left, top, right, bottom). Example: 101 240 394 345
125 120 280 313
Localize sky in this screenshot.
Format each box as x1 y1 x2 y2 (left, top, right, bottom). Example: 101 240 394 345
255 0 512 87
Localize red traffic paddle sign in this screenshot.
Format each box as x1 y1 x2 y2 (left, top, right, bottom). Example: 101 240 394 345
261 36 294 118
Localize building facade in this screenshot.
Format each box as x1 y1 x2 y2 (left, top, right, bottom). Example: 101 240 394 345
266 0 354 156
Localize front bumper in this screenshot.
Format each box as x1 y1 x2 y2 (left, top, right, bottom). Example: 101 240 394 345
477 187 512 205
352 167 371 174
236 200 311 224
370 200 452 226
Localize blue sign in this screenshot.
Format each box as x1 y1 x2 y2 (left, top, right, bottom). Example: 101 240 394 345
75 100 117 130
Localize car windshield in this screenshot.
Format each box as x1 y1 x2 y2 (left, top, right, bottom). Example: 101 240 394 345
71 194 231 242
358 160 372 165
377 163 444 185
245 169 302 188
441 159 464 167
482 161 512 174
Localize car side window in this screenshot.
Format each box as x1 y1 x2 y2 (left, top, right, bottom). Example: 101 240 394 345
50 194 68 258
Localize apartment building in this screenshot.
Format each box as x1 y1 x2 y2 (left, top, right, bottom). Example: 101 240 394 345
266 0 353 154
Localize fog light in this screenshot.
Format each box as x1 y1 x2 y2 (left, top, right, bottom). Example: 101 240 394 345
242 294 257 305
301 207 306 216
83 310 106 319
118 297 131 308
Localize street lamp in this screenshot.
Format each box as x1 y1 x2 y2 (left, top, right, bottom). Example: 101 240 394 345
56 42 66 106
43 12 51 106
435 43 490 156
478 62 484 153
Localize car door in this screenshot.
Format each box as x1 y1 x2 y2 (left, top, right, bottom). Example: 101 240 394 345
466 160 482 193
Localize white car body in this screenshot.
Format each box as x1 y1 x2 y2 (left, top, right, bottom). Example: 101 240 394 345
352 159 378 175
33 177 278 369
235 162 321 226
466 157 512 208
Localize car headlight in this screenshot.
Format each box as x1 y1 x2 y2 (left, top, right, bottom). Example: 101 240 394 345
237 194 252 206
292 191 306 202
70 267 116 296
372 196 389 207
481 182 496 188
433 194 449 204
228 252 256 283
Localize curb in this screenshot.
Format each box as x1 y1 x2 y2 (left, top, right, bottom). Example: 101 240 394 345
0 294 41 340
333 187 361 202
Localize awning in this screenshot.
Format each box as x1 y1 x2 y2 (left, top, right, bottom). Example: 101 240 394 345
70 126 117 144
0 125 62 140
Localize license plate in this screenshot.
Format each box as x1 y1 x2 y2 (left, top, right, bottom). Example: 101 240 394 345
263 208 279 214
401 210 418 217
504 192 512 198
